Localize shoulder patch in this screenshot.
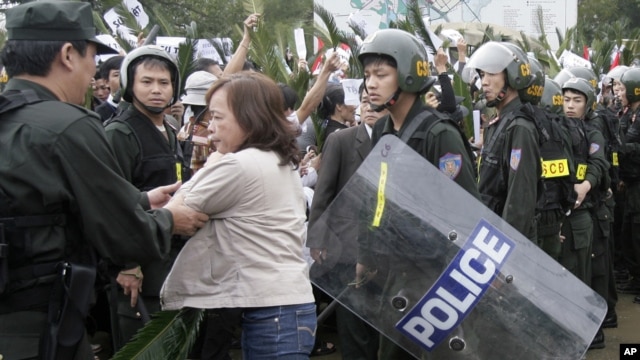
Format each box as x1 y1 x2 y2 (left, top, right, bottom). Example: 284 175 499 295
589 143 600 155
510 149 521 171
439 153 462 179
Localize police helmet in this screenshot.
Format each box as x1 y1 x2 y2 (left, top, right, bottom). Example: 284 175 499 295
120 45 181 105
620 67 640 104
604 65 629 85
562 77 596 113
539 77 564 115
461 41 533 91
358 29 435 94
554 67 598 93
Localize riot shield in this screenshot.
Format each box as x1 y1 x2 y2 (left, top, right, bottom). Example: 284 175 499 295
309 135 606 359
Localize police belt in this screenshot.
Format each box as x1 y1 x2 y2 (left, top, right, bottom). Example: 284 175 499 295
0 283 53 314
0 214 66 228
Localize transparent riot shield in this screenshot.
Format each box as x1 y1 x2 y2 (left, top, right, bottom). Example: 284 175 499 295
309 135 606 359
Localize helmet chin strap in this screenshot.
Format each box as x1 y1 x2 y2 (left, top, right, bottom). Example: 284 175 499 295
370 87 402 112
486 85 508 108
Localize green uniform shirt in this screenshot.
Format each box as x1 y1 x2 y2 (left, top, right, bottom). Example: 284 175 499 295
479 97 541 240
0 79 173 271
372 98 479 199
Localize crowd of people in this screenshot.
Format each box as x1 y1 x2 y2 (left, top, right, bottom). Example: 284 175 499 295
0 0 639 359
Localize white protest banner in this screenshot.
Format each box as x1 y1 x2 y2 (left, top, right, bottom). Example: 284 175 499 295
155 36 186 59
103 8 137 46
123 0 149 29
196 39 224 64
341 78 363 106
294 28 307 60
558 50 592 69
104 8 123 35
95 34 123 62
96 34 123 54
348 11 376 37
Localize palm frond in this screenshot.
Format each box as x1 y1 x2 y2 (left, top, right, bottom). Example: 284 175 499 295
176 22 199 94
147 7 176 38
405 0 435 54
92 10 112 40
452 72 473 139
239 23 289 83
242 0 264 15
313 2 343 49
112 308 204 360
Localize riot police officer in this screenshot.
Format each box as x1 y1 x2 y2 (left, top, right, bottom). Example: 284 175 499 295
561 77 610 349
104 45 192 350
618 68 640 302
355 28 479 360
462 42 542 242
0 2 207 359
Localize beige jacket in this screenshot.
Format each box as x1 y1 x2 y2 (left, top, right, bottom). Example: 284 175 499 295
160 148 314 310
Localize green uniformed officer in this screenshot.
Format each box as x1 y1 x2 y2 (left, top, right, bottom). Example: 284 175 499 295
561 77 610 349
515 57 576 261
462 42 542 242
355 28 479 360
0 2 208 359
559 78 609 286
618 68 640 301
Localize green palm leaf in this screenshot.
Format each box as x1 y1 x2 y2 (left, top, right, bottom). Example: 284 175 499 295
405 0 436 54
111 308 204 360
313 2 346 50
176 21 199 95
242 0 264 15
452 71 473 139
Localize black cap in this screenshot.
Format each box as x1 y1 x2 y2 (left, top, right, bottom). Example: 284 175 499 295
5 1 117 55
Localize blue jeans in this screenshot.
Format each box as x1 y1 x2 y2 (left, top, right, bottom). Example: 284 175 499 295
241 303 316 359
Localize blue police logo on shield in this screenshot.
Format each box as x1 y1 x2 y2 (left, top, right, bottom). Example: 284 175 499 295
395 219 516 351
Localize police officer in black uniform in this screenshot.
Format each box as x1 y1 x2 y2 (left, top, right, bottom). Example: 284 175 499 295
618 68 640 302
104 46 192 350
0 2 208 359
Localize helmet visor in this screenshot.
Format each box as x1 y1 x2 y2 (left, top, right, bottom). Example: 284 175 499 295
461 43 514 84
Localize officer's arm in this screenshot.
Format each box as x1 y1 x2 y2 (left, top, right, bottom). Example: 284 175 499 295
58 119 172 266
503 121 541 238
429 124 480 199
584 129 610 191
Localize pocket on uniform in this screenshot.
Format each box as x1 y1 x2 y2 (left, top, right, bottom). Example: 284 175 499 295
571 214 592 250
296 304 317 353
594 207 611 240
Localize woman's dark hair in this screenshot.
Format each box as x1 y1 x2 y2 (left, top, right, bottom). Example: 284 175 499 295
205 71 300 168
317 83 345 119
278 83 299 111
1 40 88 77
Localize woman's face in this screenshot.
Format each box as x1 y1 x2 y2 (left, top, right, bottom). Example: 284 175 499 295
208 89 247 154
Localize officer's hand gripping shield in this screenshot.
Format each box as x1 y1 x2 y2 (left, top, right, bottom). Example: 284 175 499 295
308 135 606 359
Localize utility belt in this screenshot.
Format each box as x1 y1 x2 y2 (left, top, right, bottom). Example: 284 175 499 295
0 213 96 360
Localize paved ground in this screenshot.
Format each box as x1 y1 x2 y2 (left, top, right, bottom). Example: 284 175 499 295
233 294 640 360
96 294 639 359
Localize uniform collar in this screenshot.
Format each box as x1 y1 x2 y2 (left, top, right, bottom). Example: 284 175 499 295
4 78 60 101
381 98 424 136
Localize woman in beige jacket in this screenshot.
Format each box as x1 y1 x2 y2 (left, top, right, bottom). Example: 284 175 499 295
161 72 316 359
